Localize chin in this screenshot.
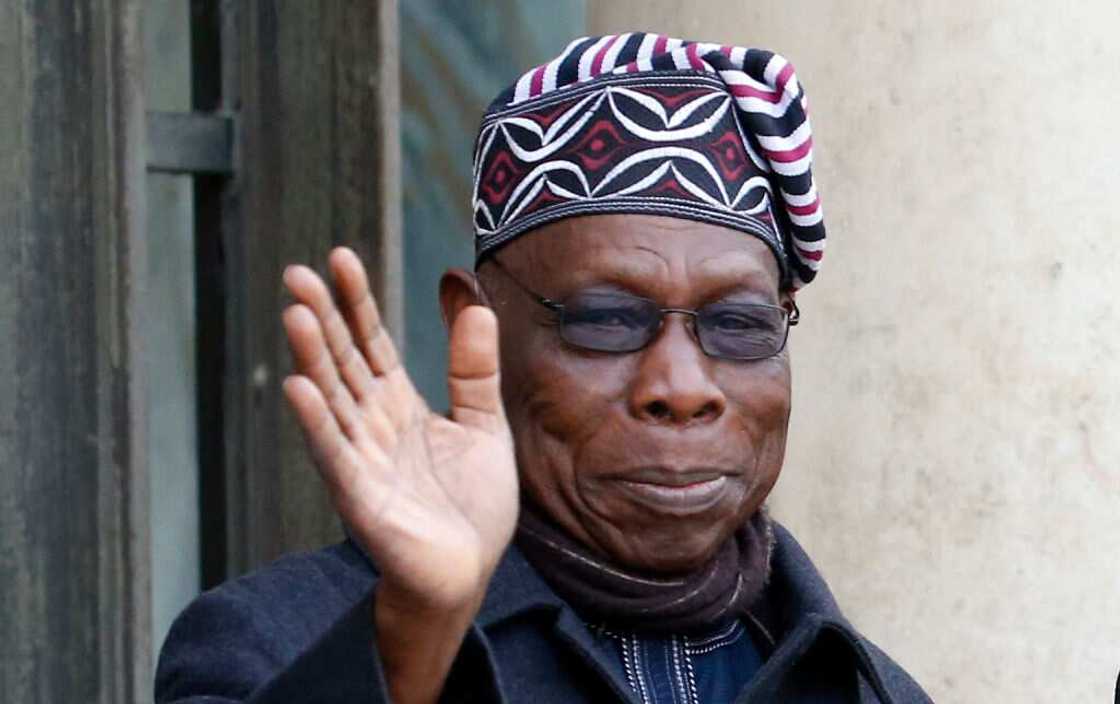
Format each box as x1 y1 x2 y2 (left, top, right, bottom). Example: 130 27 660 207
609 516 737 575
581 478 764 574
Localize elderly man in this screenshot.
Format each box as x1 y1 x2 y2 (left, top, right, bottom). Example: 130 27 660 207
157 34 931 703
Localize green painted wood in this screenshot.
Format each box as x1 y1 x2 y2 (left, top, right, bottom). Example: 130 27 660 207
222 0 402 574
400 0 586 409
144 0 201 667
146 112 233 174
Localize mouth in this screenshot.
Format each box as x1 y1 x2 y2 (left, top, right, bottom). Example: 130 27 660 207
607 467 739 515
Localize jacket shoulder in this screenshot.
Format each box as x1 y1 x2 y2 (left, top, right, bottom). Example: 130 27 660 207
155 541 376 702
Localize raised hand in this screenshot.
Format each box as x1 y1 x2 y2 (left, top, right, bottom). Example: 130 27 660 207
280 247 519 622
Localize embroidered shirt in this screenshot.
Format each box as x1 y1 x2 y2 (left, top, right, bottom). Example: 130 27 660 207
593 619 769 704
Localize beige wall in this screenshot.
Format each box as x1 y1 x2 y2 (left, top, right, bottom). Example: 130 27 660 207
590 3 1120 702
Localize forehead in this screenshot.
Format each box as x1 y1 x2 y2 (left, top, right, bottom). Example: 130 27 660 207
501 214 782 294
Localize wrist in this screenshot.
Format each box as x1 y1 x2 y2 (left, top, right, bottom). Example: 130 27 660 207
373 580 486 704
374 578 484 633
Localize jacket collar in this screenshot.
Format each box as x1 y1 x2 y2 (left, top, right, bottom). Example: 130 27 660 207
476 541 566 628
343 525 564 628
747 522 900 703
474 520 850 633
349 520 898 702
752 521 848 636
476 541 641 703
350 519 859 638
475 520 900 703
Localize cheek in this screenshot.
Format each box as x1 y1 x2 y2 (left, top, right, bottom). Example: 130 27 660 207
504 339 630 438
498 333 633 509
720 358 792 498
497 319 793 571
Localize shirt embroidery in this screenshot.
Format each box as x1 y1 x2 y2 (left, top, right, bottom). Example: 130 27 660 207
596 620 761 704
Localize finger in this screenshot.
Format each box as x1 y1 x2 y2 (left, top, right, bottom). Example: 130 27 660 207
282 304 368 444
447 305 505 431
283 375 386 501
283 264 377 403
328 247 428 431
328 247 402 376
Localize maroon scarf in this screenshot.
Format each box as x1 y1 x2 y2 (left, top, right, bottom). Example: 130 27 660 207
516 504 774 634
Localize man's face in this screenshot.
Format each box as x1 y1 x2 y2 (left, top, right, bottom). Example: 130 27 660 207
480 214 792 574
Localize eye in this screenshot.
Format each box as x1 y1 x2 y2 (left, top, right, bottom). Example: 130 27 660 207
571 306 642 328
701 304 780 335
563 293 657 331
710 311 764 331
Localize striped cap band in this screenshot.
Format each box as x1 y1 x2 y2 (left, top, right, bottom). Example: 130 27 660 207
472 33 825 289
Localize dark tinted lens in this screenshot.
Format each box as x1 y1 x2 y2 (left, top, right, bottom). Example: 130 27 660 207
559 292 660 352
696 303 787 359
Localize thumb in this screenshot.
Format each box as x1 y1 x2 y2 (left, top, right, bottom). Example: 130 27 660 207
447 305 505 431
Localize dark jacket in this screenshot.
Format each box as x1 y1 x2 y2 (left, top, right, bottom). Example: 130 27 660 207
155 524 931 703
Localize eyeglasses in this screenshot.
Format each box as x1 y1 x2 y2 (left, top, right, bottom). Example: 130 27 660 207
484 258 798 361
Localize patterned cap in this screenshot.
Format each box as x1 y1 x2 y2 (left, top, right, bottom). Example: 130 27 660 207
471 33 825 289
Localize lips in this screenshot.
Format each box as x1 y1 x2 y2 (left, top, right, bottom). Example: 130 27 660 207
606 467 739 515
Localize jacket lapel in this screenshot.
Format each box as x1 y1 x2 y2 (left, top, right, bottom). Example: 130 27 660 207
733 523 897 704
476 544 640 703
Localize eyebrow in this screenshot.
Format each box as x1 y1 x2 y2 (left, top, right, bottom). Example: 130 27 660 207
693 252 780 300
555 258 778 304
545 246 669 289
694 250 775 280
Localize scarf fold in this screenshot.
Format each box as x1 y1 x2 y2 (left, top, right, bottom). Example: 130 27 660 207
516 504 775 634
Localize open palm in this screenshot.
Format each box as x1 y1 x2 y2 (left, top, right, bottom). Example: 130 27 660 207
281 248 519 610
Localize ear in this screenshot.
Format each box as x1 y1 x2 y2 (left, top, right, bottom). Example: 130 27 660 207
779 289 797 312
779 289 800 326
439 267 484 332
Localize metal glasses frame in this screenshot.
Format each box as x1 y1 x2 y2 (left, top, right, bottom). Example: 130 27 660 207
482 256 799 361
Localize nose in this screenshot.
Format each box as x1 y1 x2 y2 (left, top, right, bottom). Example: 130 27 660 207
628 315 726 425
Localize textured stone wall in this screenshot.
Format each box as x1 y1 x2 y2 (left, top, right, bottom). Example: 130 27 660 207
588 4 1120 702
